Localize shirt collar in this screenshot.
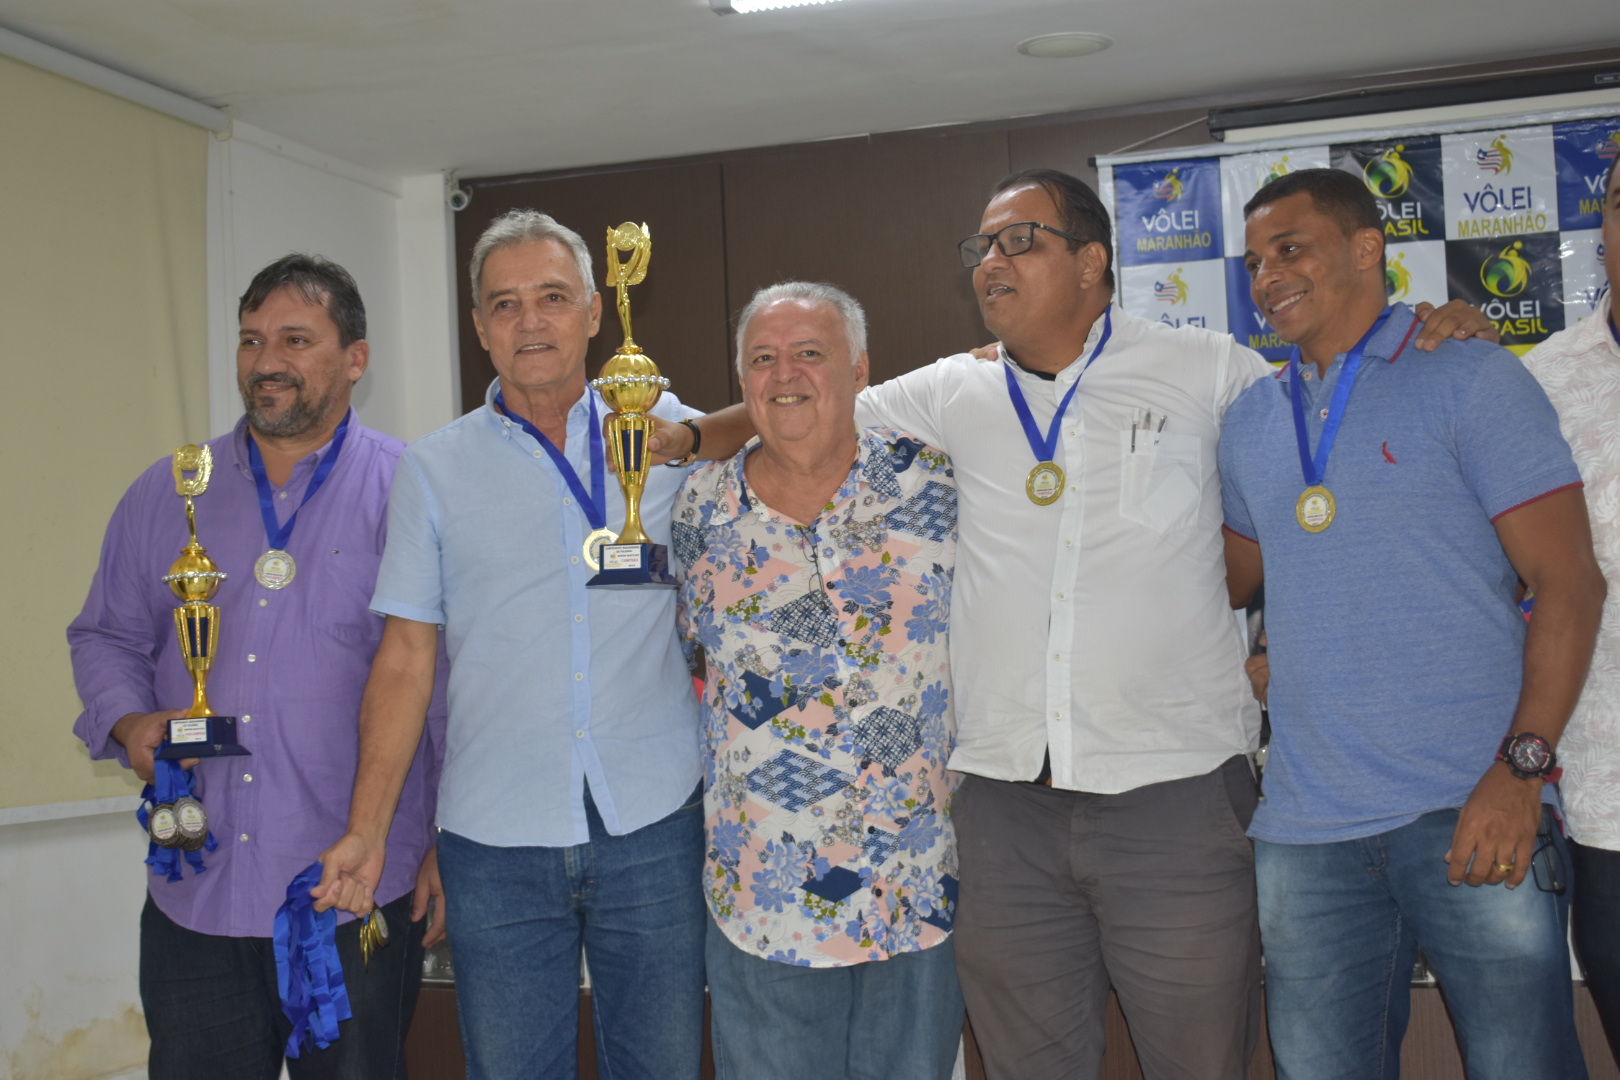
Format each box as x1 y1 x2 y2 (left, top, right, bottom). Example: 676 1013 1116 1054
229 406 356 484
1276 302 1419 385
1000 304 1115 384
484 377 596 440
710 427 896 525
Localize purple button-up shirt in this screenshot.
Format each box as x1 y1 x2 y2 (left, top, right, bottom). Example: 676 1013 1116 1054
69 411 446 938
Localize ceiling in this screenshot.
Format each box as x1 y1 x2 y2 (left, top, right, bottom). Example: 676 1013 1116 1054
3 0 1618 180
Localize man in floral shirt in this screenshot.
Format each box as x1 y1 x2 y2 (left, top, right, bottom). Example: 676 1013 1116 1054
673 281 964 1080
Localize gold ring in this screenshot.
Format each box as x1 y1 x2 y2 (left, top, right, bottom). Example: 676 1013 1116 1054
1494 861 1514 873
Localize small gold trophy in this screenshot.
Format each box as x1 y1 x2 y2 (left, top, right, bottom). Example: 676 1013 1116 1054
588 222 677 587
158 444 249 761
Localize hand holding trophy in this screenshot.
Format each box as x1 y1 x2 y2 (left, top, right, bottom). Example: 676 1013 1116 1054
588 222 679 587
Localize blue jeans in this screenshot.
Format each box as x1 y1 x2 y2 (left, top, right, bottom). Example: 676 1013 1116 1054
1257 806 1585 1080
437 784 707 1080
705 919 964 1080
140 891 424 1080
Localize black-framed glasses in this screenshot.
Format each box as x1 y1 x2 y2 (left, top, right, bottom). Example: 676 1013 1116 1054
957 221 1088 268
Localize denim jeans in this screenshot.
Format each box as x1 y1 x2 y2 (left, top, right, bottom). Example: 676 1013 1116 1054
705 919 964 1080
1257 806 1586 1080
140 891 424 1080
1571 838 1620 1058
437 784 707 1080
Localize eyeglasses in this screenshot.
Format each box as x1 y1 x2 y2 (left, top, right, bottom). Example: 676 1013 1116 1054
957 221 1089 268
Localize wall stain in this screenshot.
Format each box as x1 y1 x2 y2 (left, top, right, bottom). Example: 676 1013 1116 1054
5 987 146 1080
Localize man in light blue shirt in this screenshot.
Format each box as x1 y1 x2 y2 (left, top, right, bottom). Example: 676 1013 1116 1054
315 211 706 1079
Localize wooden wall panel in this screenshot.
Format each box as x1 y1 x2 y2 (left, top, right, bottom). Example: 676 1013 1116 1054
720 128 1010 390
453 162 733 415
1008 107 1218 192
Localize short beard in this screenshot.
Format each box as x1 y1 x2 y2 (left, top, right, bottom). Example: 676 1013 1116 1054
241 373 339 439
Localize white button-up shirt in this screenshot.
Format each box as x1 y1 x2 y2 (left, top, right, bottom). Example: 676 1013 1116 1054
856 306 1267 794
1523 290 1620 850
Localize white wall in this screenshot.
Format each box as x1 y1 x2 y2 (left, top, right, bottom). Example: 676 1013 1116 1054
7 122 462 1080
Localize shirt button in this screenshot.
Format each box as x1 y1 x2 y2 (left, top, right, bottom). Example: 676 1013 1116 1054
575 672 584 681
1054 711 1062 719
534 450 543 458
873 887 883 897
574 614 584 623
243 774 253 782
247 654 257 662
576 730 585 739
240 833 250 842
571 556 580 564
867 826 876 833
1065 539 1074 548
242 714 252 723
563 497 572 506
1056 593 1066 601
278 491 289 500
1054 653 1061 660
258 598 268 607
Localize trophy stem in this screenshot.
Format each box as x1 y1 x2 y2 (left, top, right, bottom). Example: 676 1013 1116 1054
189 669 216 719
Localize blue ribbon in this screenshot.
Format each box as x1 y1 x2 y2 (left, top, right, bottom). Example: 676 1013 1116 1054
247 413 352 552
1288 307 1393 489
273 861 353 1058
495 389 607 530
1004 308 1112 466
135 752 217 882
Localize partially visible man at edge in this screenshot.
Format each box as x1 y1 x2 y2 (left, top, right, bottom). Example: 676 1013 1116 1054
674 280 964 1079
69 254 447 1079
1520 151 1620 1059
1221 167 1601 1079
313 210 709 1080
645 169 1495 1078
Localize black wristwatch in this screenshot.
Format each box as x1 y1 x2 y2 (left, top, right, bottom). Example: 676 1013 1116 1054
1496 732 1562 782
665 418 702 468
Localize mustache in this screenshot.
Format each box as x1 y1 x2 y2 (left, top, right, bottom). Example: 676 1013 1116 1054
246 372 305 392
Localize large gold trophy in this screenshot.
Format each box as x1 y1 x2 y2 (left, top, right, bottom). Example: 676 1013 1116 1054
158 444 249 759
588 222 678 587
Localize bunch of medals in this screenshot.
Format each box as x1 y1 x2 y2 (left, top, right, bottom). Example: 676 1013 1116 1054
360 908 390 967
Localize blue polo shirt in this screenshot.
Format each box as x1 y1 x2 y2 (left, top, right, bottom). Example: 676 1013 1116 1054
373 378 703 848
1218 303 1581 844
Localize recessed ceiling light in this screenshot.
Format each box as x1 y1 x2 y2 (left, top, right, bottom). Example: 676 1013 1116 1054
1016 32 1113 59
711 0 846 13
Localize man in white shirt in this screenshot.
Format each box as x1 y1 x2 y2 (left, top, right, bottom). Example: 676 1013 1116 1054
1520 151 1620 1058
661 169 1490 1079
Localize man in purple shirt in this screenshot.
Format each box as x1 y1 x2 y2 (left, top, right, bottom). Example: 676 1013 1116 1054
69 254 446 1080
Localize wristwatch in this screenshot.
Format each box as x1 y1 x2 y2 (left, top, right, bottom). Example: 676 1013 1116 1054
665 418 702 468
1496 732 1562 782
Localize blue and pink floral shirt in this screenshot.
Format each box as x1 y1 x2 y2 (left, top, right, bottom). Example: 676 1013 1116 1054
673 429 959 967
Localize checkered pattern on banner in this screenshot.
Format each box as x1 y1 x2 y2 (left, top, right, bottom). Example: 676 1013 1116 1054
1105 116 1618 361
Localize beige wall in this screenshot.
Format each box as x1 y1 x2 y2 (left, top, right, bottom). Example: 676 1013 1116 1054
0 53 209 810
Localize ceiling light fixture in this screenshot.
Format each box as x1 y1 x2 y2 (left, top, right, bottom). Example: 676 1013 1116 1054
1015 32 1113 59
711 0 845 13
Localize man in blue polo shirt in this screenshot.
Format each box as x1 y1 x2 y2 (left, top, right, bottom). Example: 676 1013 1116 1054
1219 168 1605 1080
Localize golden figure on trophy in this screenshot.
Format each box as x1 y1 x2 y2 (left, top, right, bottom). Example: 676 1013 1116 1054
588 221 678 587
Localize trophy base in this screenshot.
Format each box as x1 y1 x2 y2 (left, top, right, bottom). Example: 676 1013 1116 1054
588 542 678 588
157 716 251 758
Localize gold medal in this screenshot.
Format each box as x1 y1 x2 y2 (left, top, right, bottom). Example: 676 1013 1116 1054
254 549 297 589
1297 485 1336 532
1027 462 1064 505
583 527 619 572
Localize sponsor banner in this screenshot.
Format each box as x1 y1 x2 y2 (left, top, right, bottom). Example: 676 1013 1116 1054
1220 147 1330 257
1114 158 1223 267
1445 234 1565 349
1331 136 1444 245
1381 240 1449 309
1442 127 1557 240
1554 118 1620 231
1224 257 1288 362
1120 258 1228 333
1559 229 1608 324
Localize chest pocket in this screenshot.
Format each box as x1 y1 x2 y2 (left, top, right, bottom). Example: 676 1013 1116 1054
1118 429 1202 535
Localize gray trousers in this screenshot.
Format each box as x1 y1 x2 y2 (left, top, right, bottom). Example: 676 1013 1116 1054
953 755 1262 1080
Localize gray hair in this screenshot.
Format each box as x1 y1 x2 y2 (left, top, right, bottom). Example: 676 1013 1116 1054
468 209 595 308
734 281 868 378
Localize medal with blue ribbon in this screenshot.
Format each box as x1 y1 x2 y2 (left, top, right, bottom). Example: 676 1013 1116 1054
247 413 352 589
274 861 354 1057
1004 308 1112 505
136 751 218 882
1289 307 1393 533
496 388 615 569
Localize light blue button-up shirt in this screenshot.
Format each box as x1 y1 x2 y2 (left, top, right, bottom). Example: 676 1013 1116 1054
373 379 702 847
